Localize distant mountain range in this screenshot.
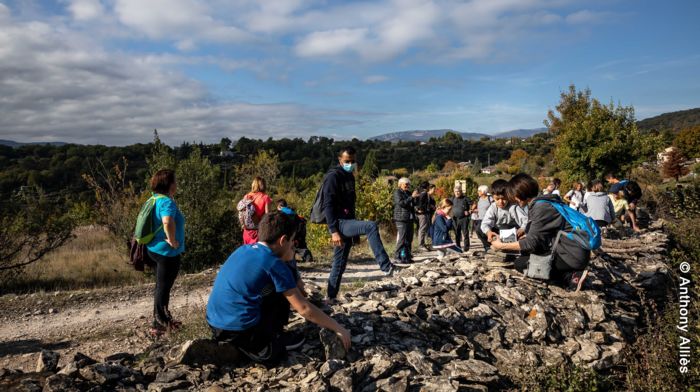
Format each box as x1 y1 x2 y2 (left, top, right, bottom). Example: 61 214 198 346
637 107 700 133
0 139 67 148
369 128 548 143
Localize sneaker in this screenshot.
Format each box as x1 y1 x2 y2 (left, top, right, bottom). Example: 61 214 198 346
385 263 405 276
567 269 589 292
238 345 273 362
281 331 306 351
393 258 412 266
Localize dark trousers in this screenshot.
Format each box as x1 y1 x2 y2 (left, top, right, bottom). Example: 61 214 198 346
210 292 291 366
453 216 470 250
472 220 490 251
148 250 181 327
417 214 431 246
327 219 392 299
394 220 414 260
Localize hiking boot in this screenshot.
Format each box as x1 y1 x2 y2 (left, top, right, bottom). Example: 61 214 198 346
282 331 306 351
393 258 412 266
385 263 405 277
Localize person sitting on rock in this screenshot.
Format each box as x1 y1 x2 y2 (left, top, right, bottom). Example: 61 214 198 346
206 212 351 366
480 179 526 245
490 173 590 291
431 198 463 259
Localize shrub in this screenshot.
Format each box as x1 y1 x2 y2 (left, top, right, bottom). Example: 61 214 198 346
0 187 75 283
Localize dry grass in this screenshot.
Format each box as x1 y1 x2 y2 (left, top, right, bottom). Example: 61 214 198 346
3 226 148 294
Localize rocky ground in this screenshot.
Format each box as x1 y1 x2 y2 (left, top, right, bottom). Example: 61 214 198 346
0 224 673 391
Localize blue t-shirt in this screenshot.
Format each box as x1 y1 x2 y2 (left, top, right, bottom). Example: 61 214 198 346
206 244 298 331
146 195 185 257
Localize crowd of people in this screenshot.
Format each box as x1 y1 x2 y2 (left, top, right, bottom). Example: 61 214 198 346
138 146 643 366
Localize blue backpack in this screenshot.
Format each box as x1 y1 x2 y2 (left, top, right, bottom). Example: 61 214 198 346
536 199 602 250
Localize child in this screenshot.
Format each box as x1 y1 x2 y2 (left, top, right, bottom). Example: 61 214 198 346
609 189 629 227
581 180 615 228
481 179 526 244
277 199 313 263
564 181 585 211
543 178 561 196
472 185 493 251
207 212 350 366
431 199 463 259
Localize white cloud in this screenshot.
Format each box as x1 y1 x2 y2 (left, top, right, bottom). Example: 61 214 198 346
295 28 368 57
113 0 251 45
0 10 363 145
66 0 104 21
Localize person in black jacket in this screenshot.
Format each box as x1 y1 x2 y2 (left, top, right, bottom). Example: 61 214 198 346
491 173 590 290
393 177 417 264
449 185 471 251
320 146 398 302
415 182 436 251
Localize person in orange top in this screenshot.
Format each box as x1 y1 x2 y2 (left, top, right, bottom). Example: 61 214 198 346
243 177 273 245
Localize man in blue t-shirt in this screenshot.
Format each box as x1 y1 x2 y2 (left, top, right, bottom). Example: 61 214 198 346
206 211 351 365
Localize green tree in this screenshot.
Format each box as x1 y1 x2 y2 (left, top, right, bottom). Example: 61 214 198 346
673 125 700 159
441 131 463 144
360 150 380 179
176 148 238 271
545 85 661 181
233 150 280 196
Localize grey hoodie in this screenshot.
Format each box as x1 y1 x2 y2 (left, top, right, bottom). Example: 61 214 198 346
581 192 615 224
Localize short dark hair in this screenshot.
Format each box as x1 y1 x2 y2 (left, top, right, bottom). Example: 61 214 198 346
338 146 356 156
552 178 561 188
604 172 617 180
277 199 288 208
590 179 604 192
150 169 176 194
258 211 298 244
428 184 436 190
509 173 540 201
491 179 509 197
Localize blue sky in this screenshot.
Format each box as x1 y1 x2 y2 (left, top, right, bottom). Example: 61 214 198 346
0 0 698 145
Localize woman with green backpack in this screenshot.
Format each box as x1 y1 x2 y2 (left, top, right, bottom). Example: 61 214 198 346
145 169 185 335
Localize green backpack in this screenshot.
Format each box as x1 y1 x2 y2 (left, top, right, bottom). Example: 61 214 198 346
134 194 167 245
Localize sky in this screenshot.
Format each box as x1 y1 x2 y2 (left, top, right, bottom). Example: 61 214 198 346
0 0 699 146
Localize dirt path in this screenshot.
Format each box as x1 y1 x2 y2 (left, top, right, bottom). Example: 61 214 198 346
0 232 483 372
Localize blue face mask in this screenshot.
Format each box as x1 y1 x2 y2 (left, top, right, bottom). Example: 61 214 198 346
342 163 355 172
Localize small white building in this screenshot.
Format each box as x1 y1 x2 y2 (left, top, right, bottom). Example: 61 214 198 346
481 165 497 175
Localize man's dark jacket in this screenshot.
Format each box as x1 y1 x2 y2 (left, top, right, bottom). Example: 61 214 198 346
393 188 414 222
321 166 356 234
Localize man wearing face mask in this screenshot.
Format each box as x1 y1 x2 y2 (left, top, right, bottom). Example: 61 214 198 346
206 212 351 366
320 146 398 303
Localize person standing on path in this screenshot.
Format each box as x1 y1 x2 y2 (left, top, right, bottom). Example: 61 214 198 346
242 177 273 245
146 169 185 334
449 185 471 251
415 183 436 251
473 185 493 251
393 177 417 264
318 146 399 303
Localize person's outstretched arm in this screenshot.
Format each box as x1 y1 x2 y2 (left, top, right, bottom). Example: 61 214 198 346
284 287 351 349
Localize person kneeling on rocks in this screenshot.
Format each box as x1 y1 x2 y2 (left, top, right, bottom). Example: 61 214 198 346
490 173 591 291
206 211 351 366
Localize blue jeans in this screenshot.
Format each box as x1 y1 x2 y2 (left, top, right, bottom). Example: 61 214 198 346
327 219 392 299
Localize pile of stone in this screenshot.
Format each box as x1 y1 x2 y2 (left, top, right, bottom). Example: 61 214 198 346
0 225 672 391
